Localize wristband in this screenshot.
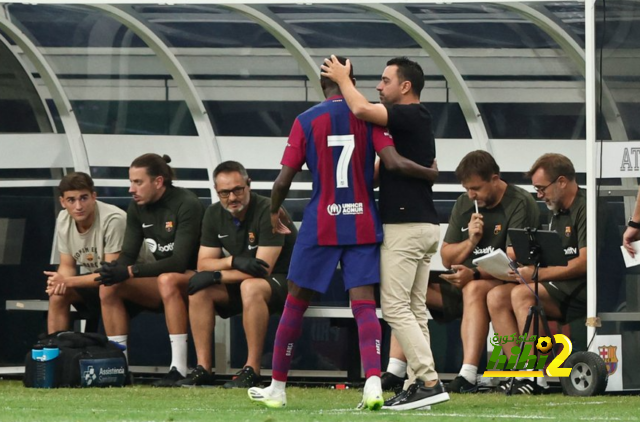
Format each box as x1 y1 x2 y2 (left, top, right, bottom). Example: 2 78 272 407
629 219 640 229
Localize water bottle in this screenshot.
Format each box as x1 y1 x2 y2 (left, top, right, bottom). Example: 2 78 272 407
40 342 59 388
31 345 46 388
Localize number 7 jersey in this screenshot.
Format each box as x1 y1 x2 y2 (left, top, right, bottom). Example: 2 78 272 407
281 95 394 246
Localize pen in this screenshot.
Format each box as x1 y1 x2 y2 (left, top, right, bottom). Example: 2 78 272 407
474 199 479 214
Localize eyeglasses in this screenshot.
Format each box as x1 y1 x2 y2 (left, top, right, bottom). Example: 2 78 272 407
533 177 559 194
217 186 246 198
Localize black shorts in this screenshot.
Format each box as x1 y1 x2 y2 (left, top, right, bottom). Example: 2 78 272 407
72 287 101 319
215 274 288 319
542 280 586 324
73 287 151 319
434 281 464 323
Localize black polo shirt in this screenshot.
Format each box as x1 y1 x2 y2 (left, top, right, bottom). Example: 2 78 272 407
200 192 297 274
378 103 439 224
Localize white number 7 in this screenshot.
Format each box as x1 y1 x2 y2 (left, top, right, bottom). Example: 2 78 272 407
327 135 355 188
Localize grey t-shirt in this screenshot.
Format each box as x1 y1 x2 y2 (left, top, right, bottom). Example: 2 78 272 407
56 200 153 273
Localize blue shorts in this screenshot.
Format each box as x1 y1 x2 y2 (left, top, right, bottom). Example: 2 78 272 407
287 242 380 294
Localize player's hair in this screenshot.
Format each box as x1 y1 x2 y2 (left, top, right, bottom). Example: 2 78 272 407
455 150 500 183
130 153 175 187
386 56 425 97
58 172 94 196
526 153 576 182
213 161 249 185
321 56 354 90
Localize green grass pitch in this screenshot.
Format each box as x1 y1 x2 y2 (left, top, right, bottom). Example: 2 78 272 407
1 380 640 422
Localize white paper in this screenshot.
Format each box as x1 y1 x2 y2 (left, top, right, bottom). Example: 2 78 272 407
472 249 513 281
620 240 640 268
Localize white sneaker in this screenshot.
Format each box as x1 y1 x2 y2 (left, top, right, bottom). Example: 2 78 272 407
248 386 287 408
357 376 383 411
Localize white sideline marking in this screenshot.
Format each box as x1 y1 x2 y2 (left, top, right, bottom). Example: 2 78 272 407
321 409 625 420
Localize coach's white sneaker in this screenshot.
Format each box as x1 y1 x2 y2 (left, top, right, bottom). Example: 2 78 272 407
357 375 383 411
248 386 287 408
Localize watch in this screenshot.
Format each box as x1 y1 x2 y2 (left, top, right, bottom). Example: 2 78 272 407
629 219 640 229
212 271 222 284
473 268 481 280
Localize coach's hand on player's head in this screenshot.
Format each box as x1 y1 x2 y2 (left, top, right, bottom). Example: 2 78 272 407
188 271 221 295
95 261 130 286
231 256 269 278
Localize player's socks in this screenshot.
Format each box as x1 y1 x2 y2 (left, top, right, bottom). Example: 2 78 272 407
108 335 128 361
387 358 407 378
459 364 478 384
169 333 188 377
270 379 287 393
351 300 382 378
272 294 309 382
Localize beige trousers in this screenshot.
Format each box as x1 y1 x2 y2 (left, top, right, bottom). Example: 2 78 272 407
380 223 440 384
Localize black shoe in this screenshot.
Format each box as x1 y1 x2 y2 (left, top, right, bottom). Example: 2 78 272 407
223 366 260 389
502 378 548 395
446 376 478 393
381 372 405 393
175 365 215 388
382 380 450 411
152 367 185 387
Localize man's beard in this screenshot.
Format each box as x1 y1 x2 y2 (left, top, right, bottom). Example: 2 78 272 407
545 199 560 212
224 203 245 216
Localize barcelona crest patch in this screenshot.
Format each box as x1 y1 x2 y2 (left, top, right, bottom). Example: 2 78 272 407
598 345 619 376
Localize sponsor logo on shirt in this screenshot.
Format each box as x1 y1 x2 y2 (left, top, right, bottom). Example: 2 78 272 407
142 223 153 228
218 234 228 239
473 245 495 256
564 246 578 255
248 245 258 250
144 238 174 254
327 202 364 216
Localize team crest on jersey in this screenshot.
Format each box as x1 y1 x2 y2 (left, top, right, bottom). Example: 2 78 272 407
383 131 393 139
86 253 94 262
565 226 571 237
494 224 502 235
165 221 174 232
249 232 256 244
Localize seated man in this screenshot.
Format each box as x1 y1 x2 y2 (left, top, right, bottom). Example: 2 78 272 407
488 153 586 395
382 151 540 394
96 153 205 387
45 172 152 333
181 161 297 388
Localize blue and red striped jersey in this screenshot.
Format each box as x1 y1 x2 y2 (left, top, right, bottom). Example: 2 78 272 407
281 96 393 246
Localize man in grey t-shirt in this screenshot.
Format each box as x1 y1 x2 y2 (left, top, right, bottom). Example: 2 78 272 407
45 172 152 333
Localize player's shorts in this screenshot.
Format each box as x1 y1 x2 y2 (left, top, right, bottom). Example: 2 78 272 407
542 279 586 324
73 287 147 319
73 287 102 319
215 273 288 319
287 242 380 294
435 281 464 322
